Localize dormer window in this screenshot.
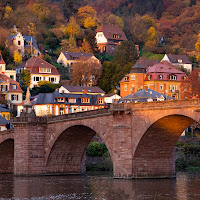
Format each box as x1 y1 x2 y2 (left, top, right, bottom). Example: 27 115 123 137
12 84 17 89
124 77 128 81
178 59 182 63
57 97 64 102
81 98 90 103
40 68 45 73
68 98 76 103
182 76 187 80
46 68 51 73
98 98 104 104
148 75 151 80
159 75 163 80
169 75 177 80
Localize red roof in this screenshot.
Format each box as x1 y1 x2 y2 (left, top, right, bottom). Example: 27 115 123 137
0 51 5 65
96 24 127 41
17 57 60 76
0 74 23 93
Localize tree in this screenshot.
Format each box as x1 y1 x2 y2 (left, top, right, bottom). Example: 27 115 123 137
145 27 157 47
66 17 80 36
113 41 138 67
195 32 200 63
181 68 200 99
13 51 22 65
71 58 101 86
189 0 196 7
84 17 97 29
27 22 36 38
77 5 97 26
79 39 93 53
62 0 78 19
19 69 31 91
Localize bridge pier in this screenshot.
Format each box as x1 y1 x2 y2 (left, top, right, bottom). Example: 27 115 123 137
13 117 47 176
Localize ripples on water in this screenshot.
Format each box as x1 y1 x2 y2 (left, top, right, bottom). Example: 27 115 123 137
0 172 200 200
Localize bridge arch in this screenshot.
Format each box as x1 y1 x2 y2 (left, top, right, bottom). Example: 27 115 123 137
132 113 197 178
0 138 14 174
46 120 114 174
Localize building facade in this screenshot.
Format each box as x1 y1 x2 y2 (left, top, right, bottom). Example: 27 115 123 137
16 57 60 88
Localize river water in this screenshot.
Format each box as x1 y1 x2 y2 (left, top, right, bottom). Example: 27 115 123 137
0 172 199 200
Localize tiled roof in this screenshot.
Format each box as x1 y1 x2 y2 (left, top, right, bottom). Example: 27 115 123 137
0 115 9 125
118 89 174 103
165 54 191 64
0 51 5 64
0 106 9 112
17 57 60 76
96 24 127 41
104 93 115 97
0 74 23 93
148 63 185 74
138 58 159 69
62 52 94 60
130 63 146 73
120 74 129 83
62 85 105 94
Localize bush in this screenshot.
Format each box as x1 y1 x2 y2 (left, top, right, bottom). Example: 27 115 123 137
86 142 108 157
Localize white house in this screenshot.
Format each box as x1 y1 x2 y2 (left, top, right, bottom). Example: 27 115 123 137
161 54 192 73
57 52 100 68
104 93 121 104
16 57 61 88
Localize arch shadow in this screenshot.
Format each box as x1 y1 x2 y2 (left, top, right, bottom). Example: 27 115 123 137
132 114 195 178
46 125 113 174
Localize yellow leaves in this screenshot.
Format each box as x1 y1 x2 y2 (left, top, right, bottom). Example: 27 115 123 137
13 51 22 65
84 17 97 29
66 17 80 36
145 27 157 47
195 33 200 62
4 6 13 19
27 22 36 38
77 6 97 25
79 39 93 53
107 14 124 29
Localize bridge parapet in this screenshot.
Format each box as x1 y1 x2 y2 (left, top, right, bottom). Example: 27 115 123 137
0 129 14 136
13 116 47 124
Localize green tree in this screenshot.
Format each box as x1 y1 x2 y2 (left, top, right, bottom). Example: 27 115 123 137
34 81 60 93
113 41 138 67
19 69 31 91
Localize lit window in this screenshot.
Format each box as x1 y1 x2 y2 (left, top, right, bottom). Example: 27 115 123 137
131 75 135 80
148 75 151 80
68 98 76 103
124 85 127 91
178 59 182 63
12 84 17 89
159 75 163 80
98 98 104 104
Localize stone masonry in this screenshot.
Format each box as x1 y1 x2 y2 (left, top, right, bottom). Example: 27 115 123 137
1 99 200 178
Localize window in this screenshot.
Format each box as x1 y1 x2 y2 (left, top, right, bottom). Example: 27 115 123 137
159 75 163 80
124 77 128 81
57 98 64 102
148 75 151 80
49 77 55 82
131 75 135 80
81 98 90 103
40 68 45 73
160 85 163 90
18 41 21 45
11 94 18 101
36 77 40 81
170 75 177 80
103 46 106 52
124 85 127 91
43 77 45 81
178 59 182 63
98 98 104 104
12 84 17 89
60 108 64 115
46 68 51 73
68 98 76 103
169 85 172 90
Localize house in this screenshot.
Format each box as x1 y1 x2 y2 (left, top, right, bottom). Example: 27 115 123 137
120 62 187 100
0 51 16 80
57 52 100 68
17 90 107 117
0 115 10 131
118 89 174 103
8 30 40 57
58 85 105 96
96 24 127 54
0 105 10 120
161 54 192 73
16 57 60 88
104 93 121 104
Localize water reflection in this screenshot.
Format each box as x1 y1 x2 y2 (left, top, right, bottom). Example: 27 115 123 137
0 172 199 200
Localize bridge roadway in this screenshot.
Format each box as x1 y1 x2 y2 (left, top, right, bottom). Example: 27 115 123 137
1 99 200 178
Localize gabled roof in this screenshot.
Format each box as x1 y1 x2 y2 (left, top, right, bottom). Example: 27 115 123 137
62 85 105 94
118 89 174 103
32 90 65 105
165 54 191 64
62 52 94 60
17 57 60 76
96 24 127 41
0 74 23 93
138 58 159 69
0 51 5 65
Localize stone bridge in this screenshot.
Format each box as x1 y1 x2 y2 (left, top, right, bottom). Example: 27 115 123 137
1 99 200 179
